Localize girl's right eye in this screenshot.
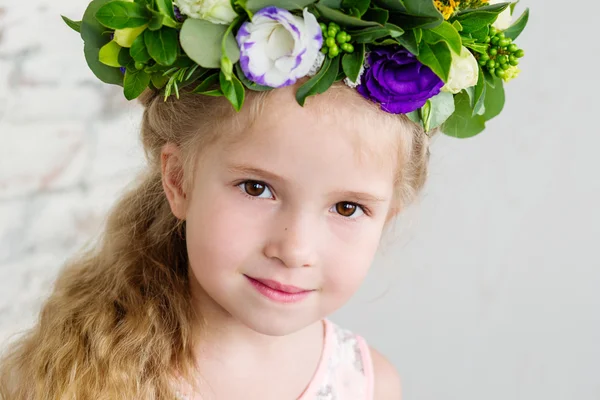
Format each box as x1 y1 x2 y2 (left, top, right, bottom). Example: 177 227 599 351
238 180 274 199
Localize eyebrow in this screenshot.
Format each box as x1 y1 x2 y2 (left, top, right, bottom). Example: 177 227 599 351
227 164 388 203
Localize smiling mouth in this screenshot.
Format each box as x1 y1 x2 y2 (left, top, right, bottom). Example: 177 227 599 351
244 275 315 303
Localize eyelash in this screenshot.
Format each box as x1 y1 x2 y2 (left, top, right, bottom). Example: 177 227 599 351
236 180 372 218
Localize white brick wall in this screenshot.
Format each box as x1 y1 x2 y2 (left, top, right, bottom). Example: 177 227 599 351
0 0 145 344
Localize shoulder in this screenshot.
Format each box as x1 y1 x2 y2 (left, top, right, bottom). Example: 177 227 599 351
369 346 402 400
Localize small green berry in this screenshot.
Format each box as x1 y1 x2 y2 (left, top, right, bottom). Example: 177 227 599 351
491 36 500 45
478 59 487 66
515 49 525 58
341 43 354 53
489 48 498 56
499 38 511 47
135 61 145 70
489 68 496 76
326 37 336 47
498 55 508 65
500 63 510 70
329 45 340 57
508 44 519 53
479 52 490 61
321 46 328 54
486 59 496 69
336 31 348 44
328 29 336 38
319 23 327 32
497 32 505 39
484 36 491 43
496 68 506 78
509 59 519 66
489 27 497 36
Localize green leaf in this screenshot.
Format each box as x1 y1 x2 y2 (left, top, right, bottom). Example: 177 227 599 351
503 8 529 41
192 72 223 96
99 40 122 67
130 33 151 63
296 56 340 106
343 0 370 16
440 90 485 138
400 0 443 20
482 77 505 120
471 65 486 116
95 1 151 29
314 4 380 27
453 2 510 33
246 0 315 12
397 28 419 54
349 24 402 43
61 15 82 33
124 68 151 100
464 42 488 54
405 110 422 126
417 41 452 81
424 91 455 131
118 45 133 66
362 5 388 24
147 9 164 30
220 71 245 111
144 27 178 66
84 41 125 85
483 67 496 87
421 21 461 54
151 73 169 88
387 12 440 30
452 20 462 32
180 18 240 69
235 63 273 91
342 43 365 83
156 0 177 20
81 0 115 47
469 25 489 41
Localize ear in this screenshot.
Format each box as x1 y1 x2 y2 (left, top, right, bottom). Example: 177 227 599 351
161 143 188 220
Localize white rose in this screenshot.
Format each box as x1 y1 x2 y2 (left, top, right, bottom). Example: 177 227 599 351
442 46 479 94
174 0 237 25
489 0 513 30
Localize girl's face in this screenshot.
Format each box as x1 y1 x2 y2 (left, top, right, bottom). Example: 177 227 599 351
181 89 399 336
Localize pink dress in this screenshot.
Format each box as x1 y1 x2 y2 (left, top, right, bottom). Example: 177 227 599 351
175 319 374 399
298 319 374 399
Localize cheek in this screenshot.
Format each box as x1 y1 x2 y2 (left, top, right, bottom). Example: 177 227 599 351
321 224 382 298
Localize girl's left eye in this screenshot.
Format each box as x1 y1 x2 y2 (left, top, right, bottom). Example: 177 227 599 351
238 180 274 199
331 202 366 219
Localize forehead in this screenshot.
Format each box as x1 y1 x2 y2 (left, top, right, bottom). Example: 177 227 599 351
223 84 401 176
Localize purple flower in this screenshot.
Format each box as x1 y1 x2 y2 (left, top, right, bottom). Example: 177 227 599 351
357 46 444 114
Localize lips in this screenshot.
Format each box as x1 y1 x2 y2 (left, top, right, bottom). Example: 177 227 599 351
246 276 312 294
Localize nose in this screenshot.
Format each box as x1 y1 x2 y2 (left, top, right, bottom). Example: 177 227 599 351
263 210 319 269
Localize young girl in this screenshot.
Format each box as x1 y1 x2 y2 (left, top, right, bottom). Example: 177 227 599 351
0 0 528 398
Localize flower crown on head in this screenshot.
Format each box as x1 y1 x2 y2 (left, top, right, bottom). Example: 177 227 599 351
62 0 529 138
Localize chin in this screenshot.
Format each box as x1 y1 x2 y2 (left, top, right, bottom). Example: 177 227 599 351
235 309 319 337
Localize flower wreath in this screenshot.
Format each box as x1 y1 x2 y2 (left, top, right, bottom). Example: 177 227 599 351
62 0 529 138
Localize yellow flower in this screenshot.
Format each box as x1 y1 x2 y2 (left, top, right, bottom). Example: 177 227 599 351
435 0 461 20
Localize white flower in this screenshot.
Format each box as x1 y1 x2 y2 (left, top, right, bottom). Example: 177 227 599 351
489 0 513 30
174 0 237 25
236 7 323 88
442 46 479 94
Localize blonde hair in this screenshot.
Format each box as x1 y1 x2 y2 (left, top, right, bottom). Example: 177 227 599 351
0 82 430 399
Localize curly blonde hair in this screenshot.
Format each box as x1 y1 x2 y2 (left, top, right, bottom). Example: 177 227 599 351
0 82 431 399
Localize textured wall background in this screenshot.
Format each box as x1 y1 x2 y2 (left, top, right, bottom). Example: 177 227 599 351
1 0 599 399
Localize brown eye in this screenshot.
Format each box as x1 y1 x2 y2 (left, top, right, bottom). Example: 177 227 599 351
336 202 358 217
242 181 271 197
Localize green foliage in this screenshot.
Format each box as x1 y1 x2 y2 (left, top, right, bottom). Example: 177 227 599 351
418 41 452 81
61 15 82 33
180 18 240 69
95 1 151 29
342 43 365 82
220 71 245 111
144 27 178 66
124 68 151 100
504 7 529 40
296 56 340 106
